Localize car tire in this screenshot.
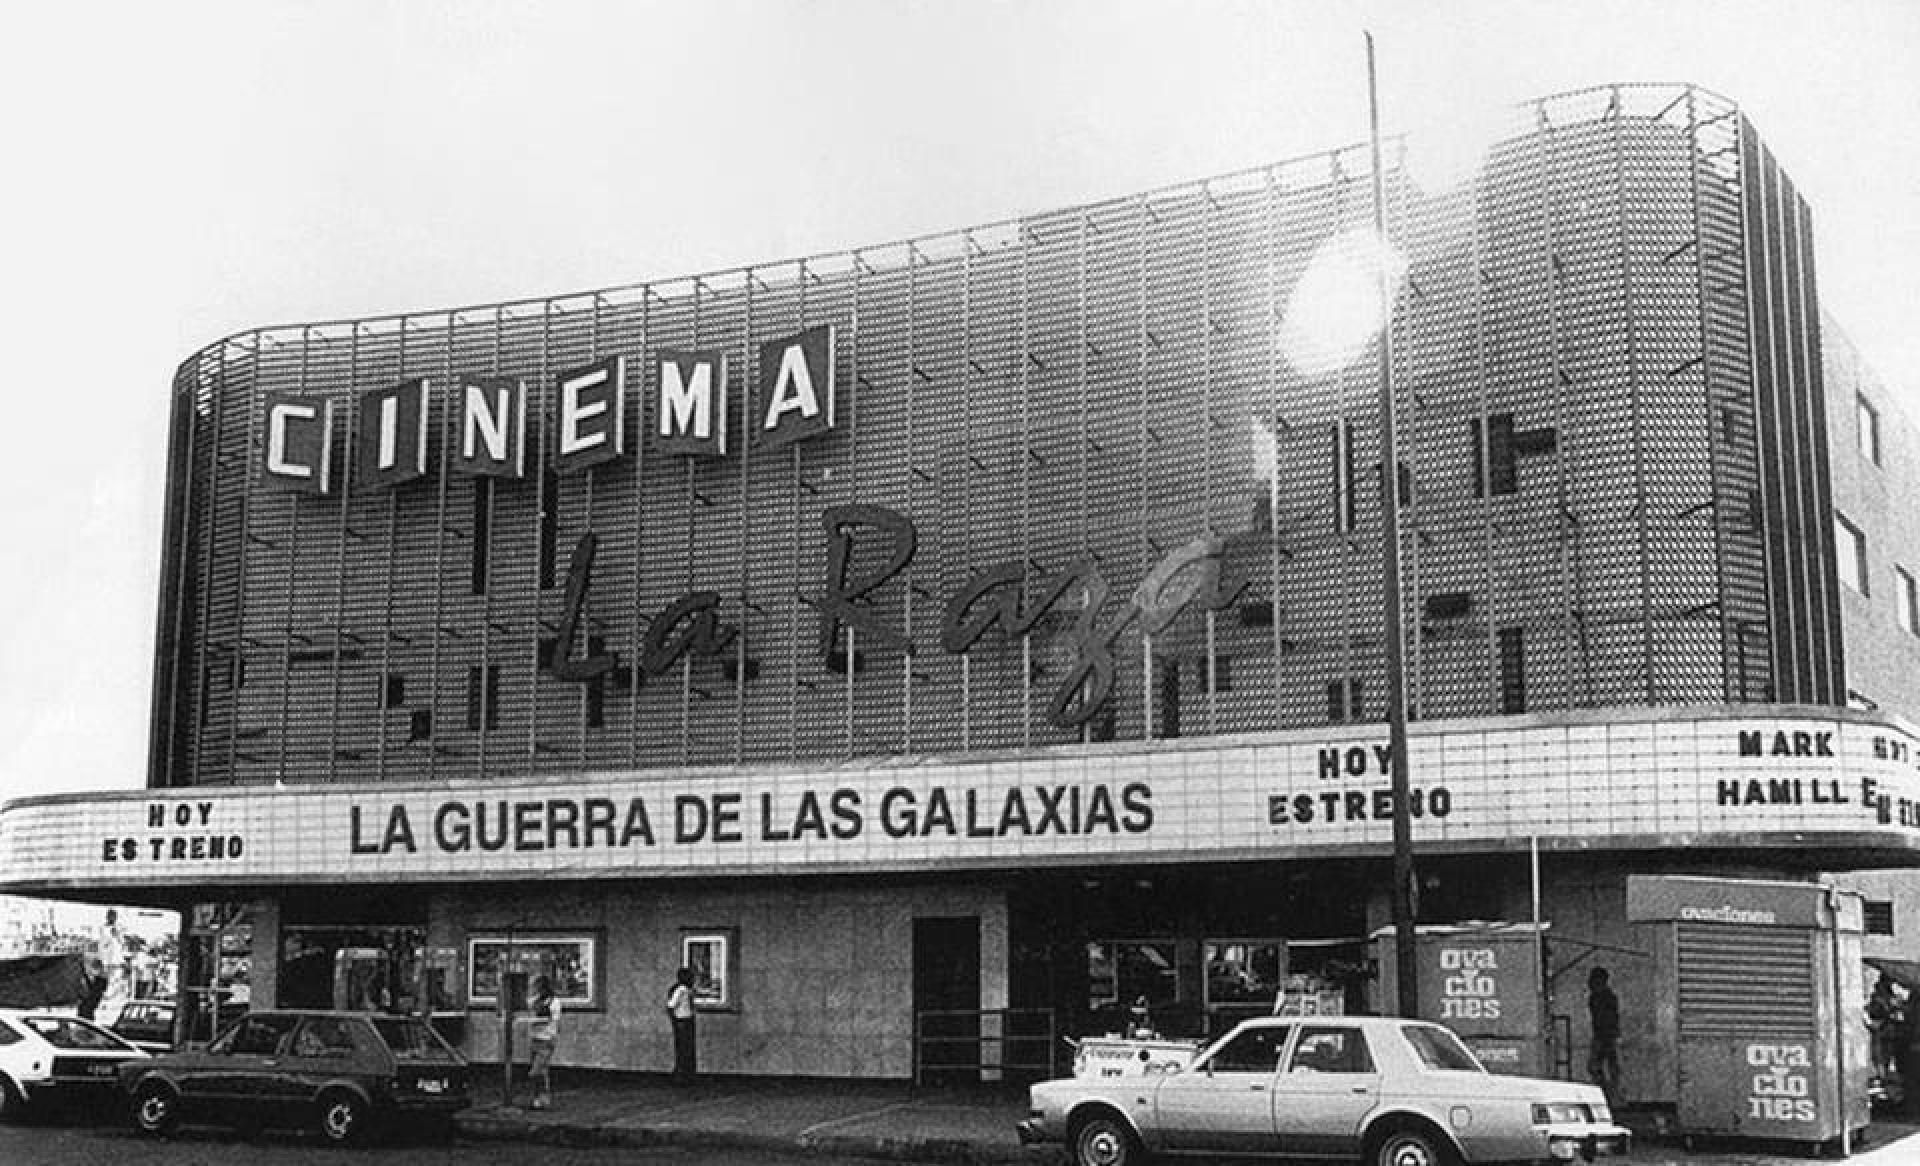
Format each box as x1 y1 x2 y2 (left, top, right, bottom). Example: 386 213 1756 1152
0 1075 23 1124
315 1089 368 1145
130 1080 181 1138
1369 1124 1457 1166
1071 1110 1142 1166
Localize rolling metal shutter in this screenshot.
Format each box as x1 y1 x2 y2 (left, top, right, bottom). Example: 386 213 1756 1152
1676 922 1815 1038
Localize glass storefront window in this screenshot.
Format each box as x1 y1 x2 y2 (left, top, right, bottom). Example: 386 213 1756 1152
1285 939 1369 1015
680 930 736 1010
467 934 598 1008
1204 939 1284 1009
1087 940 1180 1015
279 927 425 1013
420 945 462 1012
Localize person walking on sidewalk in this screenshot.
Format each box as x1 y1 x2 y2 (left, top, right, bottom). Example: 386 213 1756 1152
1587 966 1621 1096
666 966 698 1083
527 975 561 1109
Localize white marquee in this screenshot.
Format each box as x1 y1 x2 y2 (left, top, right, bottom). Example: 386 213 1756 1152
4 705 1917 897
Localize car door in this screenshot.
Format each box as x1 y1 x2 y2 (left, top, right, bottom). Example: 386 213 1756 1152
180 1013 300 1118
273 1016 363 1121
1151 1024 1289 1154
1272 1023 1381 1157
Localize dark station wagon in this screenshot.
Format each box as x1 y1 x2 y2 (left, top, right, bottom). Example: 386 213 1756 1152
120 1009 469 1144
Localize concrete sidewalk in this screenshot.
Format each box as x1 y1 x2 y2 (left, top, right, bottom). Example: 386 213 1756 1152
454 1071 1920 1165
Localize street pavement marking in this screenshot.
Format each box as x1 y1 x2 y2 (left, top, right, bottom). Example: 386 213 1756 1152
799 1101 917 1138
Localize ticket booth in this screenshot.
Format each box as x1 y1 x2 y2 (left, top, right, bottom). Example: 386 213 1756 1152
1626 876 1869 1151
1372 922 1549 1076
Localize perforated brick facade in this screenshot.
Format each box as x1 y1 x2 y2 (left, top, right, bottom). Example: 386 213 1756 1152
148 84 1846 793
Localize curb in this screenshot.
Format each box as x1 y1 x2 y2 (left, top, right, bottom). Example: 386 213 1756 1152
804 1132 1050 1165
456 1111 1053 1164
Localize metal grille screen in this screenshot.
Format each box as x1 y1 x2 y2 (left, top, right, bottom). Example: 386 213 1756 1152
1676 922 1815 1038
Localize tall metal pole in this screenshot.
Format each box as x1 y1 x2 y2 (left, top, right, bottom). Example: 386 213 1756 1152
1366 31 1420 1019
1532 836 1547 1055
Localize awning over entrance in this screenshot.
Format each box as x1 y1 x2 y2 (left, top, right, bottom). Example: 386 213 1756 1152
1868 957 1920 994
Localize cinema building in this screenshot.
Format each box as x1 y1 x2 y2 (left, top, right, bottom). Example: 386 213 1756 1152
3 83 1917 1099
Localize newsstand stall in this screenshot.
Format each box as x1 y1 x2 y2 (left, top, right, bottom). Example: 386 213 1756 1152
1371 922 1550 1076
1625 875 1869 1152
1067 1035 1202 1079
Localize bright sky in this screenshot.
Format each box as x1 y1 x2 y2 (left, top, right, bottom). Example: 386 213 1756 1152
2 0 1915 804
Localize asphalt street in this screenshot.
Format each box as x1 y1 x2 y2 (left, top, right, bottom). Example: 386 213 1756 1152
0 1120 886 1166
12 1119 1920 1166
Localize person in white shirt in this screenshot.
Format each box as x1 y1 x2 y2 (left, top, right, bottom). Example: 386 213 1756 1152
527 975 561 1109
665 967 697 1083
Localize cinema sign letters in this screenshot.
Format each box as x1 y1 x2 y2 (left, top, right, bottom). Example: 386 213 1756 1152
260 324 836 494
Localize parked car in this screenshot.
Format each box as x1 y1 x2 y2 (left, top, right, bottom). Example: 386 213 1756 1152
108 998 177 1052
120 1009 470 1144
1018 1015 1629 1166
109 996 230 1051
0 1009 149 1122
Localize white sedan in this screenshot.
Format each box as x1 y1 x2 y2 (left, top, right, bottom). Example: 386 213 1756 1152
1019 1015 1628 1166
0 1009 149 1121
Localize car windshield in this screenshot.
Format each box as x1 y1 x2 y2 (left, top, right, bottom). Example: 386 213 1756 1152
20 1015 138 1052
371 1015 459 1062
1402 1024 1485 1072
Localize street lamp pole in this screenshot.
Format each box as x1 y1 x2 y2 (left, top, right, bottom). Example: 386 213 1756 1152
1365 31 1420 1019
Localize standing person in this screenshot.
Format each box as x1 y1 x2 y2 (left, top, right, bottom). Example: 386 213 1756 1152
1126 995 1156 1039
1868 972 1899 1078
666 967 697 1083
1900 998 1920 1119
527 975 561 1110
77 956 108 1021
1587 966 1621 1095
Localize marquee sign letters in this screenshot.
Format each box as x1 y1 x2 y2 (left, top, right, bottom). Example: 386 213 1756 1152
655 350 728 457
354 378 429 489
263 393 336 495
455 376 529 477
